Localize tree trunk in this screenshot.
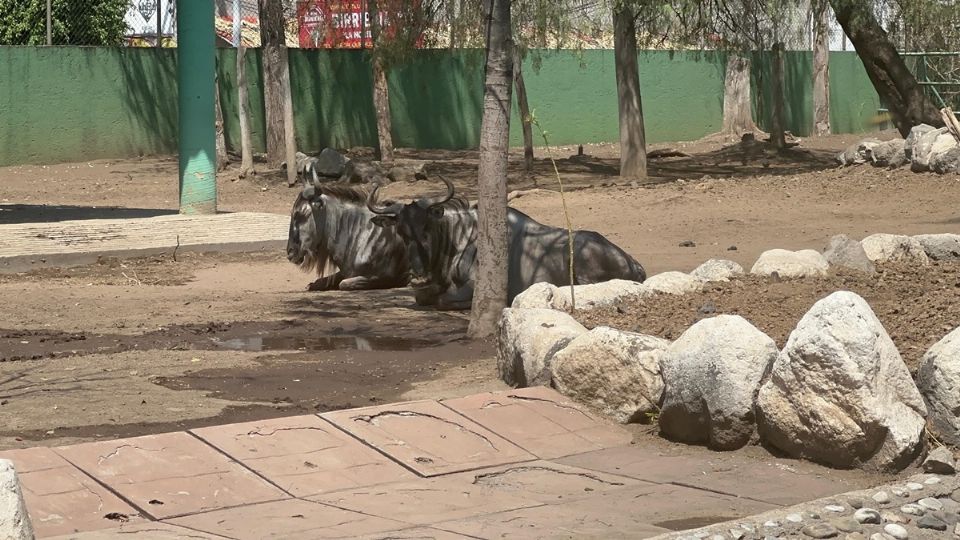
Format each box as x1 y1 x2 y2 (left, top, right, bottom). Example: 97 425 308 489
259 0 294 169
371 55 395 162
369 0 395 162
467 0 512 339
770 43 786 150
829 0 941 136
237 45 255 178
281 51 297 186
721 55 757 135
812 3 831 136
612 4 647 180
215 75 228 171
513 46 534 171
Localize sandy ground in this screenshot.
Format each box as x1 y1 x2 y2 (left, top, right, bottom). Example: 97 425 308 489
1 131 957 457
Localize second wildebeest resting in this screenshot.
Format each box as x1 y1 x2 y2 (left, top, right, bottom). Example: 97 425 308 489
287 184 409 291
367 178 647 309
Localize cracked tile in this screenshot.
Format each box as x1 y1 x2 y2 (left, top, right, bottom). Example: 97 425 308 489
321 400 534 476
310 475 543 525
557 445 875 506
348 527 473 540
46 522 230 539
436 482 775 539
54 432 288 519
442 387 632 459
167 498 406 539
192 415 414 497
450 460 644 503
0 447 144 538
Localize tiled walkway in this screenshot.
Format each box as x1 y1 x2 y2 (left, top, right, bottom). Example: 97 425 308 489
1 387 871 539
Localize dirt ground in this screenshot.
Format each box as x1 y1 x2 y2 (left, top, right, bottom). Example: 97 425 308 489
1 131 959 456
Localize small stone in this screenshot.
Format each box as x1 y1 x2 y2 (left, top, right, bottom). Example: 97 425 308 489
807 512 822 520
868 534 891 540
740 524 755 532
679 240 696 247
832 518 862 533
845 533 866 540
923 447 957 475
917 514 948 531
918 497 944 511
954 522 960 535
901 504 925 516
882 523 908 540
873 491 891 504
764 520 780 528
906 482 924 491
787 513 805 523
729 528 746 540
711 535 726 540
881 511 907 524
854 508 881 524
924 476 942 485
728 245 738 251
802 523 839 538
848 498 864 510
826 505 846 513
892 488 909 497
951 488 960 503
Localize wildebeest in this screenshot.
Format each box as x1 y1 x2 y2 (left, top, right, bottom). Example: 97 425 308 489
366 177 646 309
287 184 409 291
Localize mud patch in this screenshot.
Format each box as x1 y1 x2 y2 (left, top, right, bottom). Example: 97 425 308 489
210 335 433 352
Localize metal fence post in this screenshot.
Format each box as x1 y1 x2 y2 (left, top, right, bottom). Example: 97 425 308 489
45 0 51 45
177 0 218 215
156 1 163 48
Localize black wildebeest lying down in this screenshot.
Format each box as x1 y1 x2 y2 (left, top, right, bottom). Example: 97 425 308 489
366 177 647 309
287 184 409 291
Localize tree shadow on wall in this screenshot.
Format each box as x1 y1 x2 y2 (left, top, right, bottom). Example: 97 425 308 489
116 48 179 156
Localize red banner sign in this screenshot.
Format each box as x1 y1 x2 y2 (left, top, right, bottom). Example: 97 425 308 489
297 0 420 49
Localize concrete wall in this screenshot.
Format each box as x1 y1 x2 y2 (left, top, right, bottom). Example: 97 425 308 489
0 47 880 166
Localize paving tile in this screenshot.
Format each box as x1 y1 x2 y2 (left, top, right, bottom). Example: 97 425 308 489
436 482 775 539
54 432 288 519
558 445 876 506
321 399 534 476
350 527 475 540
310 475 543 526
442 386 632 459
46 522 230 539
191 414 415 497
168 498 406 539
0 447 145 538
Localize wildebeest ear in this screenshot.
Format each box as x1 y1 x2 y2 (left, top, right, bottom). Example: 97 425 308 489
371 215 397 228
429 206 445 218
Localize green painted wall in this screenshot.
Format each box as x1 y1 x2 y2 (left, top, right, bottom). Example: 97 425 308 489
0 46 881 167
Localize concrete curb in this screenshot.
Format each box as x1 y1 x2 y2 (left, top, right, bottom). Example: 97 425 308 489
0 459 34 540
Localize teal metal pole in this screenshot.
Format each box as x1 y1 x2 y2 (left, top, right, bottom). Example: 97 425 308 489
177 0 217 214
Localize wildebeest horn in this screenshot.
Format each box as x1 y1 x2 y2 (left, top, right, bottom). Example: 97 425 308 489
366 183 396 215
426 176 455 208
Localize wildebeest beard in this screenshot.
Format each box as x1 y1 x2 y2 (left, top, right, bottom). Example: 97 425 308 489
289 185 379 278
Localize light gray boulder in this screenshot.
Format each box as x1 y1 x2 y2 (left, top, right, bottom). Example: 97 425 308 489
917 326 960 446
823 234 876 273
913 233 960 261
750 249 829 278
691 259 744 282
930 136 960 174
659 315 778 450
911 127 950 172
511 282 558 310
838 139 882 166
643 271 703 295
550 280 650 311
865 139 907 168
315 147 349 178
552 327 670 423
905 124 936 161
496 308 586 387
756 291 927 471
0 460 33 540
860 234 930 265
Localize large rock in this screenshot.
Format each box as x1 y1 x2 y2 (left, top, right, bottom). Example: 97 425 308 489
756 291 927 471
691 259 744 282
913 233 960 261
837 139 882 166
911 127 949 172
511 282 558 309
930 135 960 174
0 460 33 540
905 124 936 161
550 280 649 311
865 139 908 168
643 271 702 295
315 147 349 178
659 315 778 450
860 233 930 265
386 163 429 183
823 234 875 273
917 326 960 446
552 327 670 423
750 249 829 279
496 308 586 387
341 160 388 184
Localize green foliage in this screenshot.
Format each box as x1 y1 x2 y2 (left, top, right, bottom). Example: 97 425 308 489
0 0 129 46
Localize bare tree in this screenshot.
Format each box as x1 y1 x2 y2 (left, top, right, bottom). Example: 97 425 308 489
812 1 831 135
722 55 758 136
215 75 229 171
259 0 297 184
513 45 534 171
613 2 647 180
369 0 395 162
237 45 255 178
468 0 513 338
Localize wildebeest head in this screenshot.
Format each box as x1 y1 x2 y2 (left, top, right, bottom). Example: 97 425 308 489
287 184 373 275
287 185 324 270
367 176 457 287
